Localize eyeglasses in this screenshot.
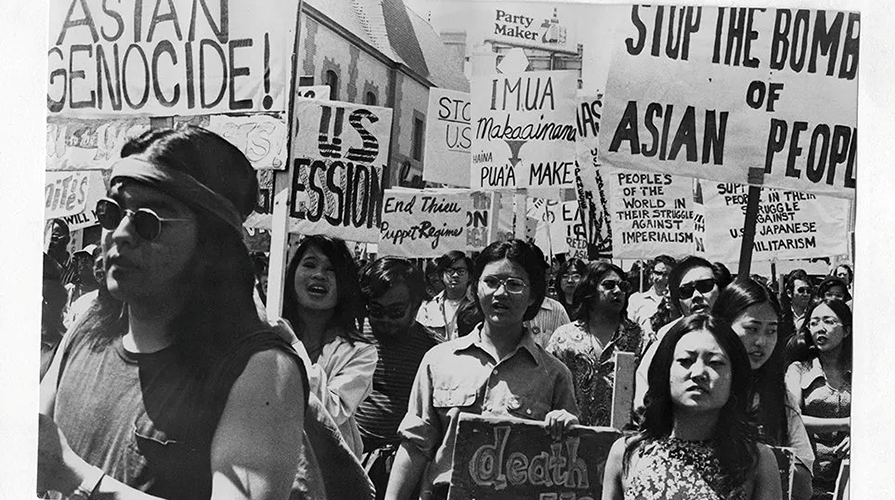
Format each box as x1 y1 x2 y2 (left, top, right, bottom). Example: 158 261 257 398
562 273 582 282
678 278 715 299
600 279 631 292
445 267 468 277
96 198 192 242
795 286 811 294
808 316 842 328
368 304 409 320
480 276 528 294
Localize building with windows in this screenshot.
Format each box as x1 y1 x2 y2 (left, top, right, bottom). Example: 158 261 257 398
299 0 468 187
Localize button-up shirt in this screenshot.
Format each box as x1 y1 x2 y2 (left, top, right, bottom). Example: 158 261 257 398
398 324 578 494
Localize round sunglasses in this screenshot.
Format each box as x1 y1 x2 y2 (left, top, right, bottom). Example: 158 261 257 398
96 198 193 241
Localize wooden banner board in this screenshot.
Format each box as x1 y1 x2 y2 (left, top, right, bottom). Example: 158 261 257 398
449 413 621 500
424 88 472 187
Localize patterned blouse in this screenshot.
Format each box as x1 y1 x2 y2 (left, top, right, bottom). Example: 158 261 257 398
546 318 644 426
624 437 747 500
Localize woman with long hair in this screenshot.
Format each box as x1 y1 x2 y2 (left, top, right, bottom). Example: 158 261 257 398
547 261 644 426
385 239 579 500
553 257 587 316
602 314 782 499
38 126 308 499
786 299 852 500
282 234 378 458
713 278 815 500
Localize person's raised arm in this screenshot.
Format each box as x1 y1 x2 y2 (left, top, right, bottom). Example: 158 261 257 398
601 438 626 500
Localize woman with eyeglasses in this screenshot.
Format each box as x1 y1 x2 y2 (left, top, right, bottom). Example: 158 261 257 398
785 299 852 500
547 262 644 426
602 314 782 500
282 234 378 458
713 279 816 500
385 239 579 500
416 250 473 340
38 126 309 499
553 257 587 316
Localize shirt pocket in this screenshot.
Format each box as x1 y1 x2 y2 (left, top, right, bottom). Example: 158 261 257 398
131 415 206 498
506 393 551 421
432 385 477 409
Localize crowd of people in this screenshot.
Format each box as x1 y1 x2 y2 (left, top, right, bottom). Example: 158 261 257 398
38 126 852 500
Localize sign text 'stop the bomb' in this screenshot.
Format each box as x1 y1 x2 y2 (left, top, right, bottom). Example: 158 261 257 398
48 0 299 117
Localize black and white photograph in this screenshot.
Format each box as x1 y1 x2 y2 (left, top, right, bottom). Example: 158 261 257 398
2 0 893 498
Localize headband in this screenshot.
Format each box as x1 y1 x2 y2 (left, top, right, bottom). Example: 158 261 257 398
110 157 246 236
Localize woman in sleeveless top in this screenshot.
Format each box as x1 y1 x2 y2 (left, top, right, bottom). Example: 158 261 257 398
38 126 308 500
602 314 782 500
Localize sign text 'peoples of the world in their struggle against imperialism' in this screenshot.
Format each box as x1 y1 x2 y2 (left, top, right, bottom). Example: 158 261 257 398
600 6 858 199
287 98 393 243
47 0 298 117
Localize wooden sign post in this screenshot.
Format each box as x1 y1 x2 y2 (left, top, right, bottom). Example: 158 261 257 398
610 352 635 430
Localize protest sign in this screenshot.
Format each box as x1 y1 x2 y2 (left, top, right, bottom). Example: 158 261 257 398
287 98 393 243
379 189 471 258
47 0 299 117
449 413 620 500
701 181 848 262
575 92 612 255
198 114 287 170
45 170 96 219
46 117 151 171
296 85 331 100
608 168 699 259
467 191 499 252
424 88 472 186
600 6 858 199
470 70 578 191
529 197 588 258
53 171 108 230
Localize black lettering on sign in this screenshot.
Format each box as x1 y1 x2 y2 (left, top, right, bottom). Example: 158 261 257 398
625 5 701 60
765 118 856 189
769 9 859 80
291 158 386 230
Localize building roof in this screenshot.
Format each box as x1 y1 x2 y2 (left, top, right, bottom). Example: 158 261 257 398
407 6 468 92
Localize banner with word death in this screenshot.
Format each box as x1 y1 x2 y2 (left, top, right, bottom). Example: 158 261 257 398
379 189 472 258
287 98 392 243
471 70 578 191
600 6 858 199
449 414 620 500
48 0 299 117
608 169 699 259
424 88 472 186
701 181 848 262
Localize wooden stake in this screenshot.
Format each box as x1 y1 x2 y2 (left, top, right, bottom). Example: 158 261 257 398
611 352 636 430
737 168 765 278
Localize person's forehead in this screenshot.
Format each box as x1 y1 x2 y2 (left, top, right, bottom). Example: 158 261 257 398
793 279 810 288
110 181 191 213
481 258 527 278
300 245 331 262
653 262 668 271
811 303 838 318
675 329 726 356
680 266 713 283
737 302 778 323
447 259 468 269
372 283 411 305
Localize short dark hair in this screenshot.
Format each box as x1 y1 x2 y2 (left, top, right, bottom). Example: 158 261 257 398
816 276 852 302
668 256 732 310
472 239 546 321
651 255 676 270
784 269 812 295
833 264 854 284
570 261 629 322
553 257 587 309
359 257 426 307
436 250 473 274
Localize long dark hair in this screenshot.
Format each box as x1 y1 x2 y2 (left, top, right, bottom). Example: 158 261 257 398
712 278 789 447
570 262 629 323
471 239 547 322
793 298 853 366
283 235 367 344
73 126 262 375
553 257 586 311
629 313 759 497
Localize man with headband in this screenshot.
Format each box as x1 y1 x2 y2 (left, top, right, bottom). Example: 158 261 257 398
38 126 310 500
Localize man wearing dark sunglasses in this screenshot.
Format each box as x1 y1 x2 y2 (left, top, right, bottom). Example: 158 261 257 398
633 256 733 409
357 257 443 500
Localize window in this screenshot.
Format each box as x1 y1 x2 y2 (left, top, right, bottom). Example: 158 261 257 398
364 91 377 106
325 71 338 100
412 116 424 161
298 76 314 87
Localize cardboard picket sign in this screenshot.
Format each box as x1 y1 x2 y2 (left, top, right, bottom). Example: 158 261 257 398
47 170 107 230
701 181 848 262
599 6 858 199
47 0 299 117
424 88 472 187
45 170 94 219
449 413 621 500
470 70 579 191
286 98 393 243
607 167 699 259
378 189 472 258
529 197 588 259
575 92 612 256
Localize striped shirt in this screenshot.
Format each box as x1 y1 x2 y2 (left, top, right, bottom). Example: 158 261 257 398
524 296 571 348
355 321 443 451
